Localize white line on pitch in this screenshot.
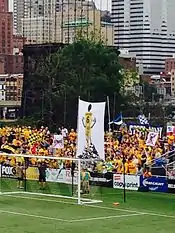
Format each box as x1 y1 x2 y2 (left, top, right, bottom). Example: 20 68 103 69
3 194 175 219
0 209 69 222
69 213 145 222
86 204 175 219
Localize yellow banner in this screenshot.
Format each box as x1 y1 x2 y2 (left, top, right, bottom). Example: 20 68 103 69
26 167 39 180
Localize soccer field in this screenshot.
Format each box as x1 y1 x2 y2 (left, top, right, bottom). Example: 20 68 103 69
0 180 174 233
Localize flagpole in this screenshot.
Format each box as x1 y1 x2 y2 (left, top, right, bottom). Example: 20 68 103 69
76 96 81 157
107 96 111 132
107 96 112 159
112 92 116 131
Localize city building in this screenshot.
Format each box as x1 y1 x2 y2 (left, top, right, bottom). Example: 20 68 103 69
0 0 8 12
5 74 23 102
171 69 175 97
0 11 13 55
13 35 26 54
112 0 175 74
0 74 6 100
119 50 136 71
0 74 23 119
0 59 4 74
60 10 114 45
21 0 114 45
14 0 60 35
165 57 175 75
13 0 27 34
0 54 24 74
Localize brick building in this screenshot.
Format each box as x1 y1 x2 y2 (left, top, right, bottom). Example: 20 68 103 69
0 54 23 74
0 11 13 55
165 58 175 74
0 59 4 73
0 0 8 12
119 56 136 71
13 35 26 54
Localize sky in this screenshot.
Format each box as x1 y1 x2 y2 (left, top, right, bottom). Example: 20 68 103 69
9 0 111 12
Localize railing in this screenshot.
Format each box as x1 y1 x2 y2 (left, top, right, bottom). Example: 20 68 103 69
151 149 175 167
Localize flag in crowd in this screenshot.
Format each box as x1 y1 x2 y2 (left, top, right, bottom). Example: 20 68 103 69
138 114 149 125
109 113 123 125
146 132 159 147
52 134 64 149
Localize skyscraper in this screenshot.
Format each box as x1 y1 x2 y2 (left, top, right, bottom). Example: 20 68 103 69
14 0 113 45
13 0 61 35
0 0 8 12
0 0 13 55
112 0 175 74
13 0 27 34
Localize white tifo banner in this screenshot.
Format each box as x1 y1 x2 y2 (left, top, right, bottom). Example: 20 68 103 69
76 99 106 160
113 174 140 191
46 168 78 185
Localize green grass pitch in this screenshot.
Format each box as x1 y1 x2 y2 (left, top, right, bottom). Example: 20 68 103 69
0 178 174 233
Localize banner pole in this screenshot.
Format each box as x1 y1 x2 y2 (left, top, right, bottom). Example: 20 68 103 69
123 155 126 203
107 96 112 159
76 96 80 157
107 96 111 132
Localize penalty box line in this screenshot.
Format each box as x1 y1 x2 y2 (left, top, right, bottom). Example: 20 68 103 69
0 208 145 223
2 193 175 220
69 213 145 222
0 209 69 222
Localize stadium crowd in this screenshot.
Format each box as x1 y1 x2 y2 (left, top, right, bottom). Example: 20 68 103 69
0 125 173 175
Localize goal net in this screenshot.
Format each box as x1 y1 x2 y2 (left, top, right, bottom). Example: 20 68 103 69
0 153 102 205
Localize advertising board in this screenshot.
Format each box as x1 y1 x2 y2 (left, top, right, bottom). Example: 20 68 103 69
113 174 139 190
140 176 168 192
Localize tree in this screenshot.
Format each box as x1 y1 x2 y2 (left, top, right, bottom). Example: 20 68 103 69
25 38 127 128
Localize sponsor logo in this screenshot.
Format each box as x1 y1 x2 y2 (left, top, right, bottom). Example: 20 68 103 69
113 174 139 190
2 166 16 176
114 181 138 188
143 179 164 187
168 176 175 180
141 176 168 192
168 184 175 189
114 175 122 181
90 177 112 182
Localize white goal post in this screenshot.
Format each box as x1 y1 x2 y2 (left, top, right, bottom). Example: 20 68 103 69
0 153 102 205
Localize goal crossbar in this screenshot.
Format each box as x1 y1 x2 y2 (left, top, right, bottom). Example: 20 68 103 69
0 153 94 162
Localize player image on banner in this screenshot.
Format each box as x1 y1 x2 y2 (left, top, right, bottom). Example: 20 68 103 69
77 99 106 160
82 104 96 149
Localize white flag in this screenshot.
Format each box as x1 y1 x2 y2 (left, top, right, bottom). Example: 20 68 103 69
146 132 158 147
77 99 106 160
53 134 64 149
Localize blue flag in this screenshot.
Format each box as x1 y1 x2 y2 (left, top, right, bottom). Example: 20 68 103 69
109 113 123 125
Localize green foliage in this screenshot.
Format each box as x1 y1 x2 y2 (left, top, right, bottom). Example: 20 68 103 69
142 81 158 102
57 39 123 99
121 69 139 91
29 38 125 127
